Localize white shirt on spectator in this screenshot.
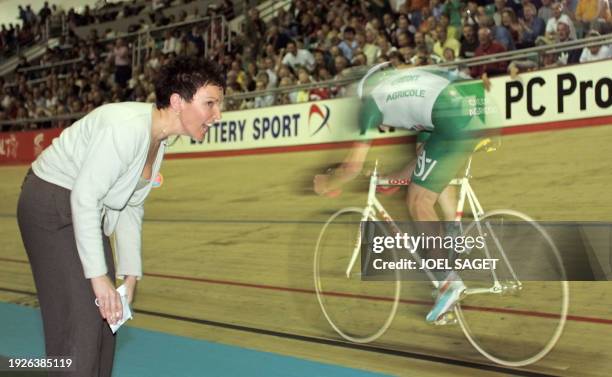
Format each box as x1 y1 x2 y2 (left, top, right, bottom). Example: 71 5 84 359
579 45 611 62
162 37 178 55
112 46 130 66
1 95 14 109
282 49 315 71
254 94 275 108
148 57 161 70
45 97 57 109
266 69 278 88
545 14 577 40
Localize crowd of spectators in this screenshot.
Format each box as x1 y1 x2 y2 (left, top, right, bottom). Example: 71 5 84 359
1 0 611 130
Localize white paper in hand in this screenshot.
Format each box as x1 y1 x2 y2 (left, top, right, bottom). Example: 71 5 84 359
95 284 133 333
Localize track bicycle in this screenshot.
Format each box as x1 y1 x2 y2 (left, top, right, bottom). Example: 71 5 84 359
313 145 569 367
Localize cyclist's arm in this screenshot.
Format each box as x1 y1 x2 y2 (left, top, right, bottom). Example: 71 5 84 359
329 140 371 187
329 95 383 186
314 141 371 195
314 97 381 195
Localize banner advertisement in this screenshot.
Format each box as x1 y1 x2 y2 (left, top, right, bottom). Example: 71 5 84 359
0 128 61 164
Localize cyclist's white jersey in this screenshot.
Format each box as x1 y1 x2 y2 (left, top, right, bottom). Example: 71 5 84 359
359 66 460 132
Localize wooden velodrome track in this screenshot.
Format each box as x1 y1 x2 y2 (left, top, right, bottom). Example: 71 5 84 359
1 122 611 376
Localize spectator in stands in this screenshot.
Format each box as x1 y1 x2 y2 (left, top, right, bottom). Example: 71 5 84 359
460 24 479 58
376 34 396 59
25 5 37 26
387 50 405 68
162 30 179 55
580 30 612 63
333 55 350 79
463 0 480 26
439 14 458 41
315 66 333 82
1 86 14 111
221 0 235 20
244 8 266 59
295 68 313 103
38 2 52 25
488 0 507 26
556 21 582 64
228 60 248 91
501 8 521 46
442 47 457 62
413 31 428 52
538 0 554 23
312 49 333 76
107 38 131 88
18 5 27 26
253 76 275 108
382 13 397 37
481 14 515 50
396 30 412 49
399 46 415 63
186 25 205 56
277 76 298 105
471 26 508 78
576 0 611 36
546 2 577 40
261 56 278 89
281 40 315 72
408 0 429 28
266 24 291 51
362 29 380 64
433 25 460 58
392 14 413 44
579 30 611 62
518 3 546 48
338 26 358 62
418 7 436 34
411 45 442 65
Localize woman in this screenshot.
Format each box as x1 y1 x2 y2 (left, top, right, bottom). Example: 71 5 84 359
17 56 225 376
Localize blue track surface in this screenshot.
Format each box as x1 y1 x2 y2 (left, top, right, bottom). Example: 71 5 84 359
0 302 392 377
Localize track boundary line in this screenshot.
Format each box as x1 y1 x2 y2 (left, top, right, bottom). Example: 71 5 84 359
2 257 611 326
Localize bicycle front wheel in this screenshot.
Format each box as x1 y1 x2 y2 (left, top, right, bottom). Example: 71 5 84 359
314 208 401 343
456 209 569 366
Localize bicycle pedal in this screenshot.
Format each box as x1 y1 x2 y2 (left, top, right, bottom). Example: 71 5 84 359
433 311 458 326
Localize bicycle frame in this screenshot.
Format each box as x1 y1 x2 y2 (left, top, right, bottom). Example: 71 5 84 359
344 157 520 295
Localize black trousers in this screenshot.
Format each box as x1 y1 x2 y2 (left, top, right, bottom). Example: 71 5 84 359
17 169 116 377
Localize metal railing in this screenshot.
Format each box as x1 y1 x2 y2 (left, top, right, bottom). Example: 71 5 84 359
1 32 611 129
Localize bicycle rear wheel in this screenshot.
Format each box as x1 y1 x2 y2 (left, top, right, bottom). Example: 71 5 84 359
314 208 401 343
455 210 569 366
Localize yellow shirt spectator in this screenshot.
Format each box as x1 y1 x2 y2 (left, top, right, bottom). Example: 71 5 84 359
576 0 610 22
433 37 461 58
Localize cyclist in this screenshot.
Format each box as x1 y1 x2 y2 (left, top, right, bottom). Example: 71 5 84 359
314 62 496 324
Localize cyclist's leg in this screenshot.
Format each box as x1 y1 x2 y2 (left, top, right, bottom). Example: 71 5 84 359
410 83 484 322
437 185 458 222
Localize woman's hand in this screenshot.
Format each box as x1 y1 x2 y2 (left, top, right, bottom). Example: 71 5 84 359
91 275 122 325
123 276 137 305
